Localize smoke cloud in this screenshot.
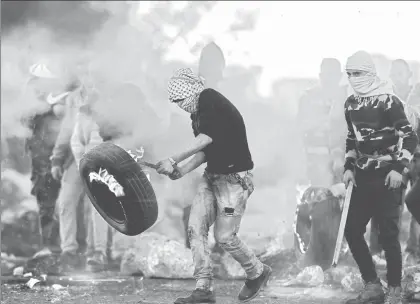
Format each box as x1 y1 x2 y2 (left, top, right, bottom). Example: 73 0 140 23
1 1 207 236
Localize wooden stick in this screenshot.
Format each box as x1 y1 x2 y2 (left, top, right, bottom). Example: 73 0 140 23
332 181 354 267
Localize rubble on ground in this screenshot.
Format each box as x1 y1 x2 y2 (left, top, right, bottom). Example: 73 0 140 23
120 232 194 278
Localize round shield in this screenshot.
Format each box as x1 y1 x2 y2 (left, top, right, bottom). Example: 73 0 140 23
79 142 158 236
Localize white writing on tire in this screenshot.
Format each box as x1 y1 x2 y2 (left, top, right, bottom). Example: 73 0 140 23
89 168 125 197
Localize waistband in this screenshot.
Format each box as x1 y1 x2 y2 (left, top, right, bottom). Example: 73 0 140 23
204 170 252 178
358 152 396 161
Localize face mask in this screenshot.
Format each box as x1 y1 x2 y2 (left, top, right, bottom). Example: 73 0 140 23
348 75 376 95
176 95 199 113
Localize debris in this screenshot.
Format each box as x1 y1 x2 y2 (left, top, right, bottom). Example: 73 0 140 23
131 276 144 294
26 278 40 289
324 266 358 285
13 266 24 276
341 272 363 292
282 265 325 287
295 265 324 286
52 284 64 290
23 272 33 277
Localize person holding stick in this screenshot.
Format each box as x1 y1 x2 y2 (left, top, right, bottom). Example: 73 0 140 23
342 51 418 304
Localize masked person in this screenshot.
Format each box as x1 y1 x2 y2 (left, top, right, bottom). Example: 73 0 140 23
24 63 68 258
155 68 271 304
342 51 418 304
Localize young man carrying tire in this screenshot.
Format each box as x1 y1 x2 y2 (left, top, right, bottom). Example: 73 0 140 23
155 68 272 304
342 51 418 304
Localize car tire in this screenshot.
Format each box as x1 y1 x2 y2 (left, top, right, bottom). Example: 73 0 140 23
79 142 158 236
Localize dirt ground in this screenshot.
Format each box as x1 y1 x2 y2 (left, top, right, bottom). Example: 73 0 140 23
1 277 355 304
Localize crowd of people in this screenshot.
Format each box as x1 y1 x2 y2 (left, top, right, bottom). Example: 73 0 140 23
21 42 420 304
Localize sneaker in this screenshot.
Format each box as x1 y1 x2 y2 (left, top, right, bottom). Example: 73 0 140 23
86 252 107 273
345 278 385 304
173 289 216 304
384 286 405 304
237 264 272 302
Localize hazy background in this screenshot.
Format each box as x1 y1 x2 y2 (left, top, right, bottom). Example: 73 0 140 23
1 1 419 249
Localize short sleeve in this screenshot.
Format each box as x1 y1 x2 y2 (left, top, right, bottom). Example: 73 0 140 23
197 89 218 139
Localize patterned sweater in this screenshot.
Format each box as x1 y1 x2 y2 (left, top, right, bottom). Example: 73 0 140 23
344 94 418 174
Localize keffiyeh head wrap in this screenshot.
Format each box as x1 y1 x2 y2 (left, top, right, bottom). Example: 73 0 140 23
168 68 205 113
346 51 394 97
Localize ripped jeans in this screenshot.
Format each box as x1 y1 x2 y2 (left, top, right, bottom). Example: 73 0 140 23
188 170 264 291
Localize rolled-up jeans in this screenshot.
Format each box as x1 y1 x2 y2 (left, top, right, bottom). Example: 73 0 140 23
188 170 263 291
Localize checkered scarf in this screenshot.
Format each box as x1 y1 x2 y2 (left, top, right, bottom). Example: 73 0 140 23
168 68 205 113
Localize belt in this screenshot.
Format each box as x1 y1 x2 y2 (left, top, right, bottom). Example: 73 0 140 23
205 170 253 191
232 171 252 191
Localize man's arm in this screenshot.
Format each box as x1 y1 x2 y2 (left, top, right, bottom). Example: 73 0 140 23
170 133 212 164
50 97 77 168
388 96 419 174
343 101 358 172
178 151 207 176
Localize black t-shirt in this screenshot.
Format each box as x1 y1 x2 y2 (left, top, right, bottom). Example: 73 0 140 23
191 88 253 174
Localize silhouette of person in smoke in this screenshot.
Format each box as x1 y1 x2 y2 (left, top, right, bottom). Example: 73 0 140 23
24 63 69 258
198 41 226 89
297 58 348 188
370 59 420 265
375 58 420 266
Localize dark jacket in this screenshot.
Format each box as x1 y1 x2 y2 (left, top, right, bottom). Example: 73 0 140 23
26 109 62 175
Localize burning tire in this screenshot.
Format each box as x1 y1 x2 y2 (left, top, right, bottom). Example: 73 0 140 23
293 186 343 270
79 142 158 236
